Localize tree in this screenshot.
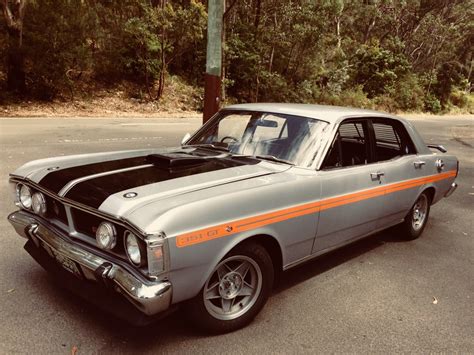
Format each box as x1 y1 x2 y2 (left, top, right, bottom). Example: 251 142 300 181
123 0 206 99
2 0 27 93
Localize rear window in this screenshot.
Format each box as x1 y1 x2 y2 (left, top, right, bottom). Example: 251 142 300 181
373 123 401 151
372 120 416 161
339 122 365 141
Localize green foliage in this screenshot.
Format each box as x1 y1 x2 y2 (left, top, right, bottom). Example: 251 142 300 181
424 94 442 114
433 62 466 107
317 86 373 110
21 0 98 99
121 1 206 83
0 0 472 113
351 44 411 98
388 74 425 112
449 90 474 113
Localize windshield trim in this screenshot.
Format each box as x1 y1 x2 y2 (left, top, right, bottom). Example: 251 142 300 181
221 108 331 125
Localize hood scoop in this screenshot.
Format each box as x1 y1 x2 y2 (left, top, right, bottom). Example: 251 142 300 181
147 153 216 169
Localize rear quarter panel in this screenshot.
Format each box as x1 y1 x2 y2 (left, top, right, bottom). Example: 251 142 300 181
422 153 458 204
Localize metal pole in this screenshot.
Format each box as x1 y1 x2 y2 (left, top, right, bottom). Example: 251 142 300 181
203 0 224 123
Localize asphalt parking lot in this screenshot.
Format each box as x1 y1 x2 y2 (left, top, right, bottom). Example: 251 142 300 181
0 115 473 354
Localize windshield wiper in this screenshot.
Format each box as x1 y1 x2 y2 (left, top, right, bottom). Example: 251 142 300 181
183 143 230 152
253 155 294 165
184 145 293 165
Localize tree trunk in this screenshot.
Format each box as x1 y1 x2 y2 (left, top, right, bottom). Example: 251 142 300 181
221 0 226 102
254 0 261 29
157 0 166 99
2 0 27 94
363 16 375 44
335 16 341 48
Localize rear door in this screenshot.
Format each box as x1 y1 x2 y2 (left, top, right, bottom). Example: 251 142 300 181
369 118 424 228
371 118 428 229
313 118 387 254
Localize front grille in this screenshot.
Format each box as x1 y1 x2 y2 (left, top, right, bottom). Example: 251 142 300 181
44 195 68 225
71 208 102 237
19 182 129 259
70 207 126 254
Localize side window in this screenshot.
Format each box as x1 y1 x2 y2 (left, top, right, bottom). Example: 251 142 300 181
372 120 416 162
322 120 369 169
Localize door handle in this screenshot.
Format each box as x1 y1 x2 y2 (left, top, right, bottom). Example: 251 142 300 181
370 171 385 180
414 160 426 168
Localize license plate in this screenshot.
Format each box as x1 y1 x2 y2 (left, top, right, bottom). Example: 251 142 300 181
44 244 82 278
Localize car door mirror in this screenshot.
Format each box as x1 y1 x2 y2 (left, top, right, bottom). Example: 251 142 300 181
181 133 191 145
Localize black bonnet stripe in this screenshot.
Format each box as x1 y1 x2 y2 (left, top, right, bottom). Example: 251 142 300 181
64 159 242 209
39 156 149 193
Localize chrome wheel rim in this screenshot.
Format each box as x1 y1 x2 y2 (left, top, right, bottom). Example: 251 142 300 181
203 255 262 320
412 194 428 231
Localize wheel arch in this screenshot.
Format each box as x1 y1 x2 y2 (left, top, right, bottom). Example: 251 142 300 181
197 233 284 299
422 185 436 204
236 234 283 276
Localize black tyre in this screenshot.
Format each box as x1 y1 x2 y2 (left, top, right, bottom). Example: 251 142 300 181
187 242 274 334
399 191 431 240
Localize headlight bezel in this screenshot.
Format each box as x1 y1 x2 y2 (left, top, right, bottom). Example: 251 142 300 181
32 192 47 215
124 231 147 267
95 221 117 250
17 183 33 210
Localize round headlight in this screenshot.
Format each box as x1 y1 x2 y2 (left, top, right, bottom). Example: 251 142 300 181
18 184 32 209
95 222 117 250
124 231 143 266
32 192 47 215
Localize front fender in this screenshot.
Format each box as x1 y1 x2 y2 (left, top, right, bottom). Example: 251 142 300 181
167 226 284 304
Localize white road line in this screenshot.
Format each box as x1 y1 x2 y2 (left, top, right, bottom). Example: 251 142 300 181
59 136 163 143
119 122 192 126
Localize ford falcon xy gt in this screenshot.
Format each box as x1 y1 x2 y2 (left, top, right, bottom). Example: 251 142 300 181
8 104 458 333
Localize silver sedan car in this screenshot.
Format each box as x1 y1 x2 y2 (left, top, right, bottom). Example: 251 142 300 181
8 104 458 333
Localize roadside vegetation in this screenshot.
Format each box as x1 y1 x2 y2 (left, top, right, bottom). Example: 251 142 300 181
1 0 473 114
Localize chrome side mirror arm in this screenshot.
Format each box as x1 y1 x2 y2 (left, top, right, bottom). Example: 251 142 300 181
181 133 191 146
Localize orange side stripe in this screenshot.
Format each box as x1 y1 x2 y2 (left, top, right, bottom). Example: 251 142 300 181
175 170 456 248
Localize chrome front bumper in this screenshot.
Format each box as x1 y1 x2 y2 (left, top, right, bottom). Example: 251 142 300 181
444 182 458 198
8 210 172 317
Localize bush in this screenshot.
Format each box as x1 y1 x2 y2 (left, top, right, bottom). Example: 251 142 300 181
315 86 373 109
258 72 297 102
424 94 442 114
449 90 469 108
351 43 411 98
388 74 424 111
373 95 399 113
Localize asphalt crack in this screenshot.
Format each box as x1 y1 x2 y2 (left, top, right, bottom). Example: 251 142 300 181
452 137 473 148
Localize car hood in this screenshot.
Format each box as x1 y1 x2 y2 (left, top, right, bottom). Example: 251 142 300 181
13 147 290 218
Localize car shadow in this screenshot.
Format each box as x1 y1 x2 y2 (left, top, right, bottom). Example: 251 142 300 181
33 225 408 346
274 226 405 294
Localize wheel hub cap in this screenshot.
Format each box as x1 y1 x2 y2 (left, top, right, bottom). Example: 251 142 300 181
414 209 420 220
203 255 263 321
412 195 428 230
219 272 243 299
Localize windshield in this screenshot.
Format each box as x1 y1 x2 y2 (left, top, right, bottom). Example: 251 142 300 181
187 110 329 167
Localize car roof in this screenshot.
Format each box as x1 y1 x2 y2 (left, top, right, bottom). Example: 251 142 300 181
224 103 397 124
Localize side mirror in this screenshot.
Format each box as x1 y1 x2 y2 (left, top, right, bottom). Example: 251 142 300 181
181 133 191 145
